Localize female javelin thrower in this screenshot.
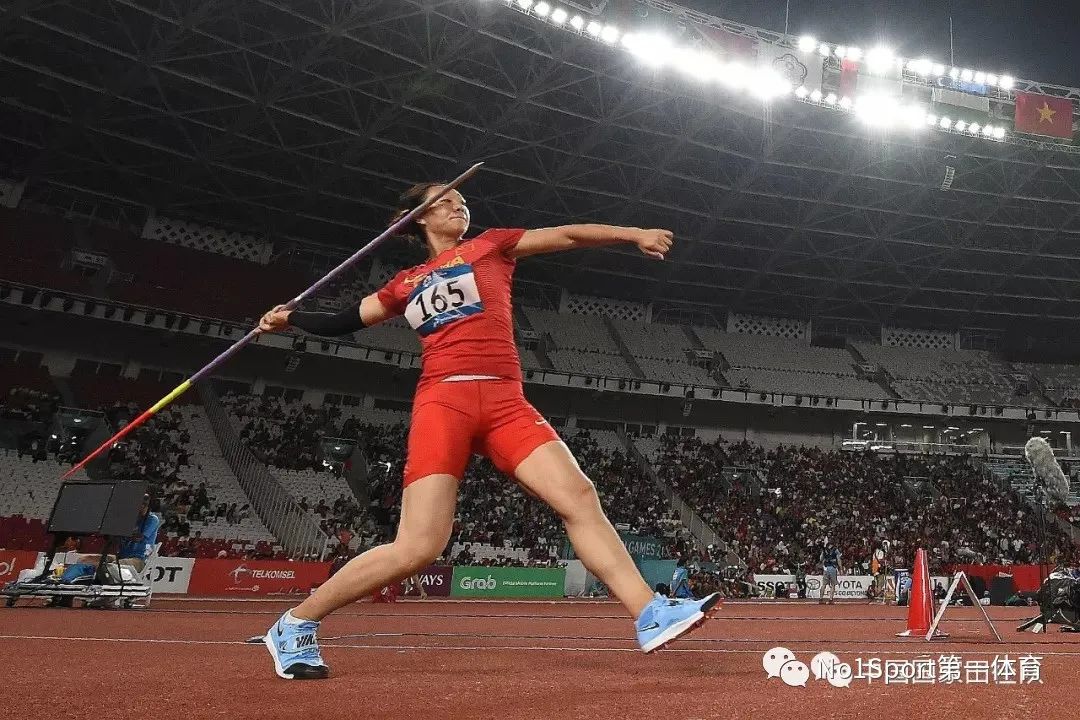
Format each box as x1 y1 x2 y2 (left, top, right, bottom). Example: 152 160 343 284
257 183 719 679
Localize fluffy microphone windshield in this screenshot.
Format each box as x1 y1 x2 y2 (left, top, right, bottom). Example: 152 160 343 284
1024 436 1070 504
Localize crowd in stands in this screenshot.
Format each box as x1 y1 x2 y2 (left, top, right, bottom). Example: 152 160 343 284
649 435 1080 582
1 387 59 424
222 391 687 566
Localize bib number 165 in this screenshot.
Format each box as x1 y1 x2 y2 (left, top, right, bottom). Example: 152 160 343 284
412 280 466 321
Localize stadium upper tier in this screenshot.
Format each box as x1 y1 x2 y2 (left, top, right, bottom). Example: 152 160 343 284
5 204 1080 408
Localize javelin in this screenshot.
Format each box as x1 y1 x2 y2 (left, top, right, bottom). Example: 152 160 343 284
61 162 484 480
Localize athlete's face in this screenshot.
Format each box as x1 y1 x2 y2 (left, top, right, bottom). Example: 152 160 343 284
417 186 470 239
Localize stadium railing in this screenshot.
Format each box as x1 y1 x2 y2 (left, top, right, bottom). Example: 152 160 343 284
197 384 328 560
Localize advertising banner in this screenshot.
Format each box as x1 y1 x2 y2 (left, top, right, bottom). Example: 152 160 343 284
620 533 665 561
450 566 565 598
753 574 876 599
563 533 666 562
411 565 452 597
0 550 41 584
142 556 194 594
187 558 331 595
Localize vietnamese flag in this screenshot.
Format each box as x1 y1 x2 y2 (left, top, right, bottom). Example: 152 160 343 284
1014 91 1074 138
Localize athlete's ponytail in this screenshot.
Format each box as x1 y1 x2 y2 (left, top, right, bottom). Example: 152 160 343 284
390 181 447 247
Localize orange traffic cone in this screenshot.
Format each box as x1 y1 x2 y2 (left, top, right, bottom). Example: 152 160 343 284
896 548 947 638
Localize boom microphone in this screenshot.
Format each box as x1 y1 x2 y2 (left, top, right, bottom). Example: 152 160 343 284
1024 437 1071 505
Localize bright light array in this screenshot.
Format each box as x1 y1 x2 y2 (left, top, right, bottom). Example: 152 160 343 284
500 3 1016 144
623 32 673 67
866 46 894 74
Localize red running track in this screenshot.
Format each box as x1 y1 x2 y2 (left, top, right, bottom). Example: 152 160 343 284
0 598 1076 720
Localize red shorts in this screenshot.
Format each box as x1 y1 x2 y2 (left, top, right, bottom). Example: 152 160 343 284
403 379 559 487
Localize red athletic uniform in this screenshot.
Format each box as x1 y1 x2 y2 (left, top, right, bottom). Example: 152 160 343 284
376 228 559 486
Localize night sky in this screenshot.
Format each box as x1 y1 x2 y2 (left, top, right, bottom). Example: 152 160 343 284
677 0 1080 86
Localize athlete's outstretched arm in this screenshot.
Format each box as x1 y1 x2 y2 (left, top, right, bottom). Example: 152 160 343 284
507 224 673 260
258 293 393 336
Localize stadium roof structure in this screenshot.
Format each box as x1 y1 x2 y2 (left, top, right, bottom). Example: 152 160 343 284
4 0 1080 336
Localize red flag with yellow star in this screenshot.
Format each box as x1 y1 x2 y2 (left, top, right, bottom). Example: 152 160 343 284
1014 91 1074 138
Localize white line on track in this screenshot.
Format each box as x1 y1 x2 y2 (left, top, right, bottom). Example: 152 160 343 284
1 634 1078 657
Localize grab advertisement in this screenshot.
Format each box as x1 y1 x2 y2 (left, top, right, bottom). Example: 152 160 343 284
450 566 566 598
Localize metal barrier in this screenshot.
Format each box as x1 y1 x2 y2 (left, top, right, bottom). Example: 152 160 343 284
197 384 328 560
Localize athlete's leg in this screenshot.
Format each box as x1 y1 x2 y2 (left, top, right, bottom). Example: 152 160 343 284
292 473 458 621
512 441 653 618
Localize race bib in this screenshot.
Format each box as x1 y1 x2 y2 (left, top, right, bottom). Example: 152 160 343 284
403 264 483 336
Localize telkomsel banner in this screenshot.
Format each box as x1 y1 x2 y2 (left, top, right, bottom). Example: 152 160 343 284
187 559 331 595
450 566 566 598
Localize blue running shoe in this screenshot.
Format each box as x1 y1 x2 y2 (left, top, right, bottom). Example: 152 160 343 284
636 593 721 653
264 611 331 679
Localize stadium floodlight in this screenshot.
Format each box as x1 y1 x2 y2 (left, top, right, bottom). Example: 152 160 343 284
856 94 899 127
600 25 619 44
798 35 817 52
569 14 584 30
818 42 831 57
968 122 981 134
834 45 847 58
550 7 567 23
533 1 551 17
751 69 792 100
675 49 719 81
993 126 1006 139
985 73 998 86
809 88 823 102
794 85 809 98
719 62 748 88
824 92 837 105
939 116 952 128
585 21 601 36
516 0 533 9
866 46 893 74
948 67 960 79
981 124 994 136
846 46 863 61
954 120 967 131
910 58 933 76
1000 75 1014 89
960 69 974 82
925 113 938 125
623 32 672 67
905 105 927 128
974 71 986 84
932 63 946 76
839 96 853 109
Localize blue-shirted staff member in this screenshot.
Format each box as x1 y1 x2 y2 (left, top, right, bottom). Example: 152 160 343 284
670 558 693 599
77 494 162 573
819 541 843 605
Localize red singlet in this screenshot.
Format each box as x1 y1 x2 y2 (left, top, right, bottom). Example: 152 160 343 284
376 228 559 485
